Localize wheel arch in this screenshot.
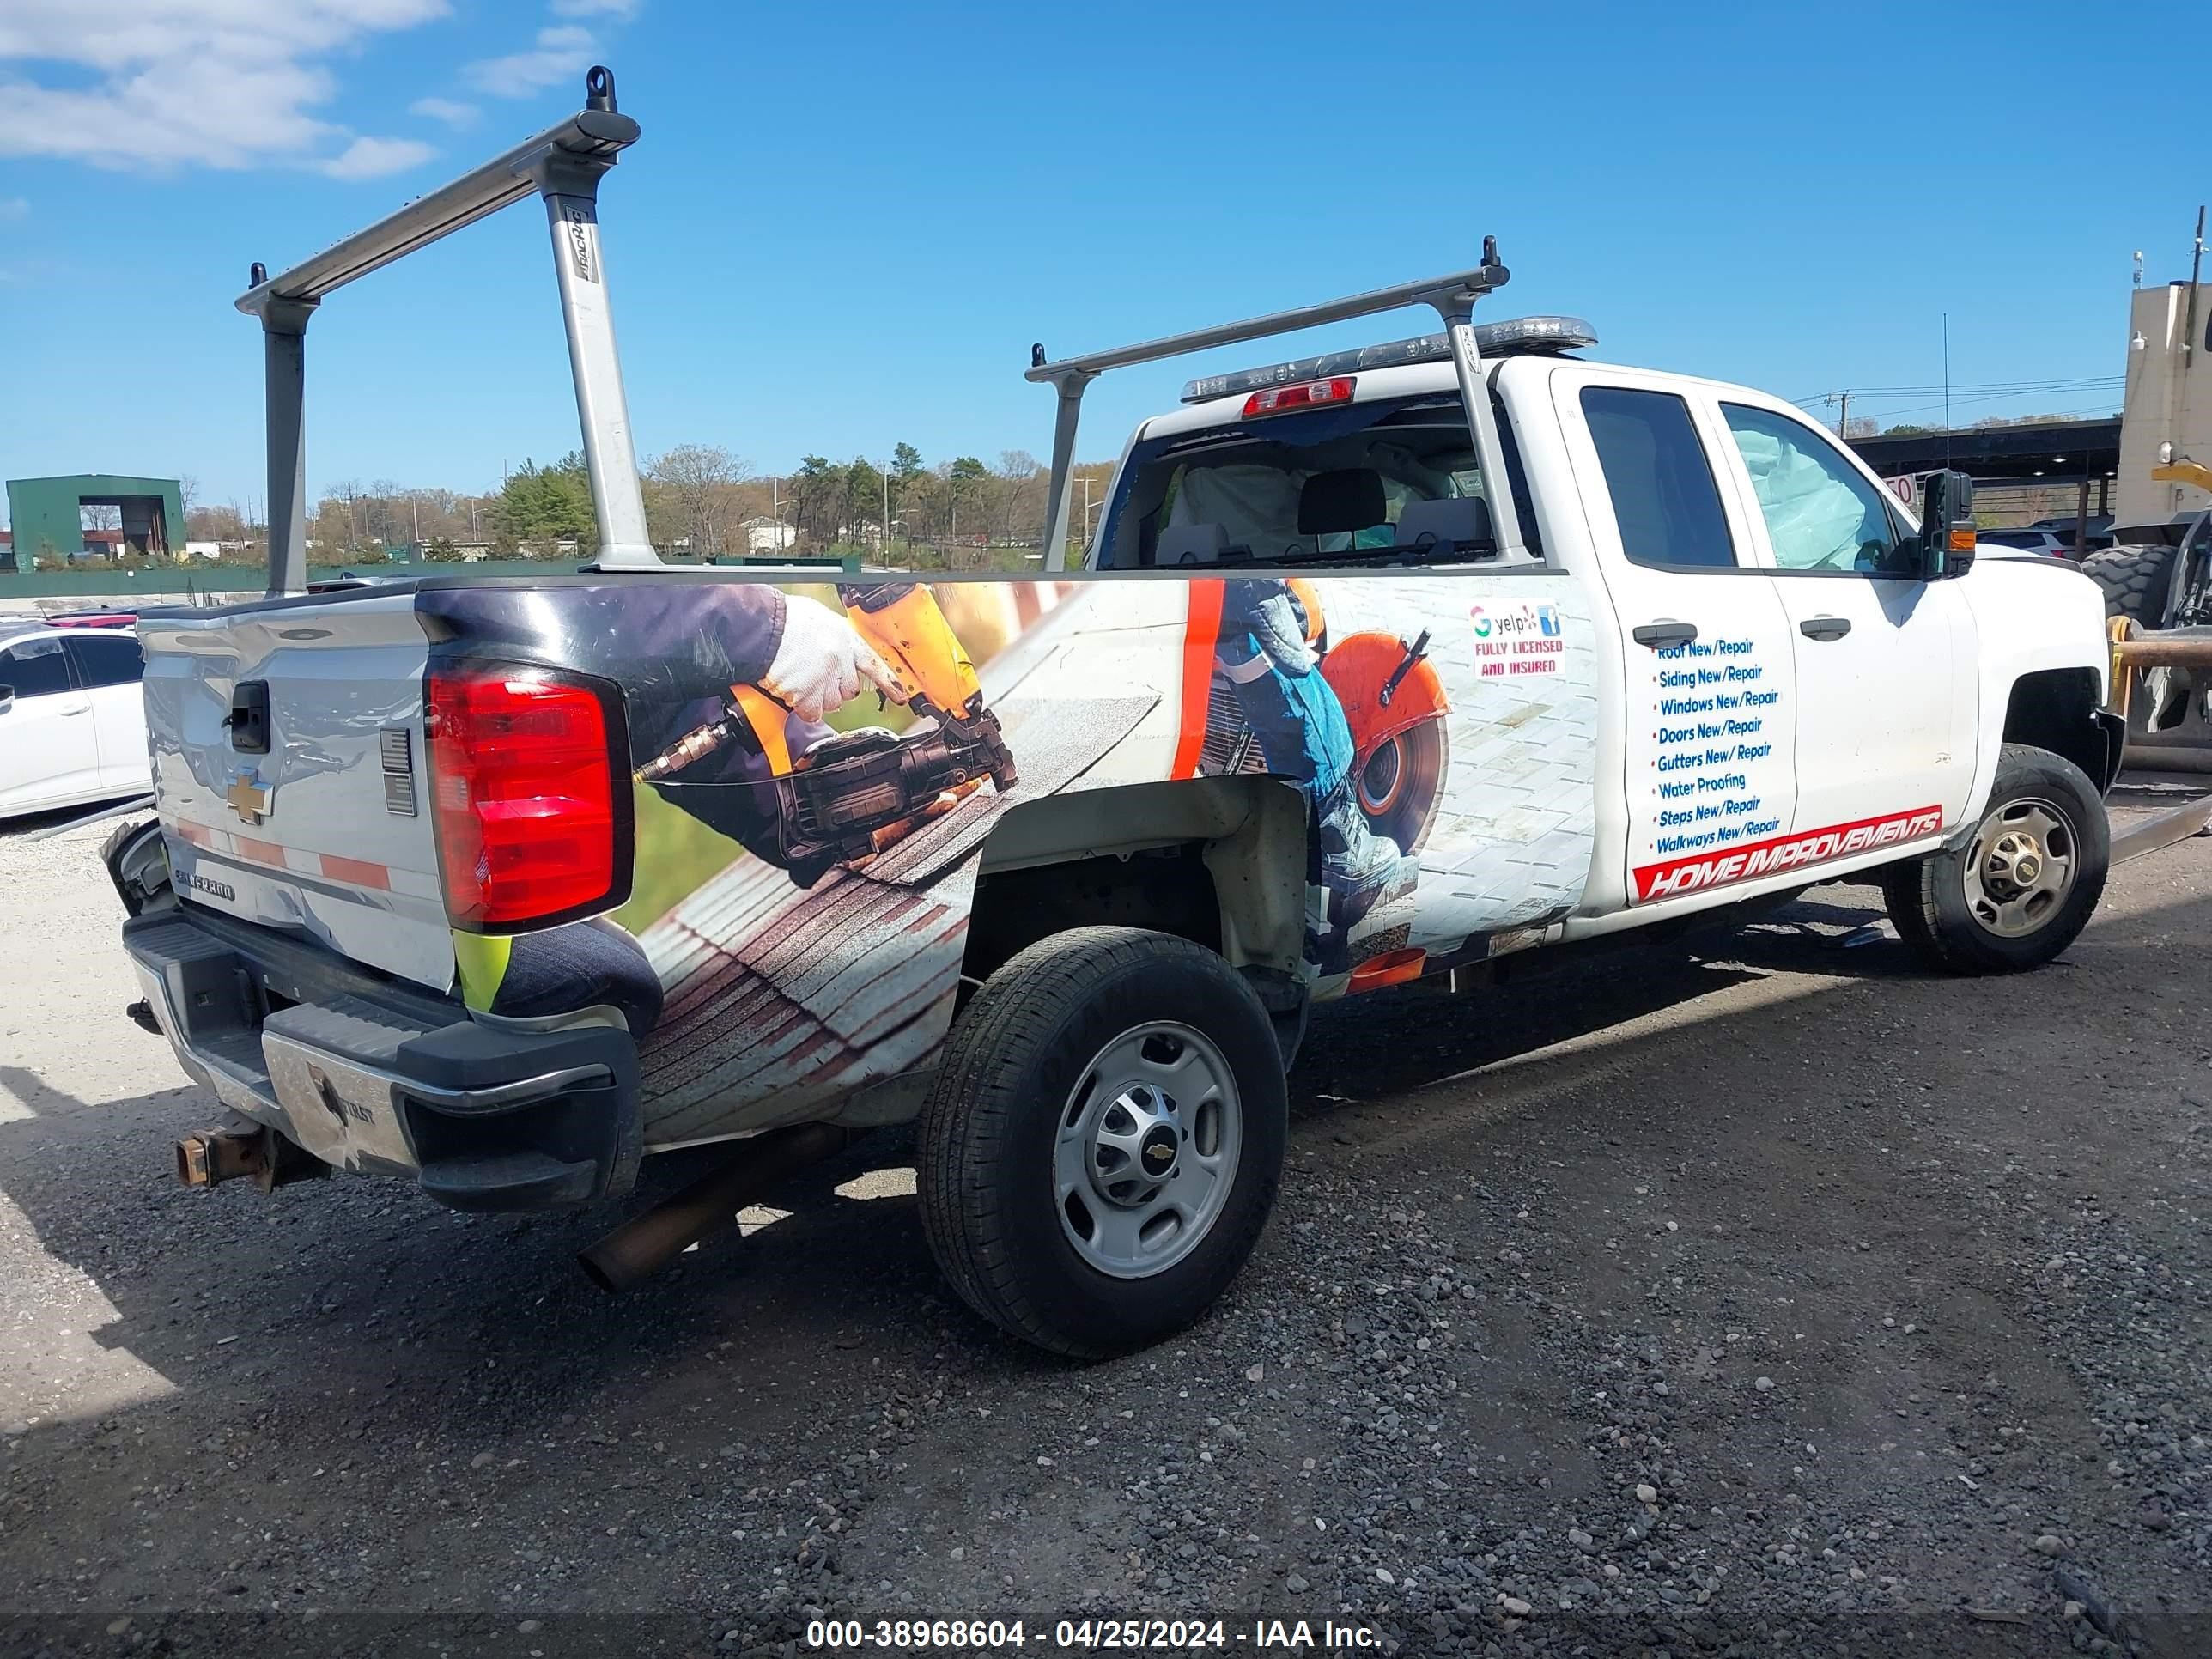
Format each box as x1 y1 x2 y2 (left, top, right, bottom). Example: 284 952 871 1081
2001 666 2123 794
964 775 1309 990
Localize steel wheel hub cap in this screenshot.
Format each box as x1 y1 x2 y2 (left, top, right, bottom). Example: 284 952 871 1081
1963 797 2078 938
1054 1022 1241 1280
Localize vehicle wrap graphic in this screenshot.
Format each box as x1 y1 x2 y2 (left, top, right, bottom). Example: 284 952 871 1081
421 574 1601 1146
1632 805 1943 902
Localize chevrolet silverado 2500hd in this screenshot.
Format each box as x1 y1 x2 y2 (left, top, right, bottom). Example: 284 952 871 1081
108 72 2123 1356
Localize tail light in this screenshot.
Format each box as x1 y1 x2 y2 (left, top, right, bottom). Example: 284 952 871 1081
425 665 630 931
1243 376 1355 418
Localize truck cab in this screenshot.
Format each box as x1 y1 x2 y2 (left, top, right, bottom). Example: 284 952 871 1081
1073 325 2120 936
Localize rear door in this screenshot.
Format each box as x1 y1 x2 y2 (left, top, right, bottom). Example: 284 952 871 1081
61 629 150 793
0 635 97 811
1553 369 1801 905
1710 399 1977 835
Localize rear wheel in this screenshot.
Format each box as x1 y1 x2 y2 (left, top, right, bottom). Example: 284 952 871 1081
917 927 1285 1358
1881 744 2108 974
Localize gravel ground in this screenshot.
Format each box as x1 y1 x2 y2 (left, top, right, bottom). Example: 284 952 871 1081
1 785 2207 1659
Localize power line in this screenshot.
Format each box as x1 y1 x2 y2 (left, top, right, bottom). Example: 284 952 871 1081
1788 375 2123 408
1821 388 2123 428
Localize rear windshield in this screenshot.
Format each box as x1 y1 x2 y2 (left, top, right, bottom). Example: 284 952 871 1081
1092 392 1535 570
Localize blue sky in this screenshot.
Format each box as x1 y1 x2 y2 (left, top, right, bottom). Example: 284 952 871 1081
0 0 2198 514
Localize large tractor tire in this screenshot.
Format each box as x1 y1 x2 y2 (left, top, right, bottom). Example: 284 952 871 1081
2082 542 2180 628
2081 544 2185 733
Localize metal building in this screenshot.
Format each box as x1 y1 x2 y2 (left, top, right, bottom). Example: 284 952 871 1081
3 474 185 568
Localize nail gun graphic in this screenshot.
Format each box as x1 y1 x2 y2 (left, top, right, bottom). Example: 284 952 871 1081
637 582 1019 888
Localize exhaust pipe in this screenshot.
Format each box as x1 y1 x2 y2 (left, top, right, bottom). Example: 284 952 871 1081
579 1122 856 1293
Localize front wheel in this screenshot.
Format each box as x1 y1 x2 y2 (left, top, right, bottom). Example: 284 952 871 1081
1881 743 2109 974
916 927 1286 1358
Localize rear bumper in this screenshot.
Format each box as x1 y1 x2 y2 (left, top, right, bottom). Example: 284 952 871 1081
122 903 641 1212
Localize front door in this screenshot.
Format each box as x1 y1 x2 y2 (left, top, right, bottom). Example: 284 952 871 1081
1711 400 1975 836
1556 370 1802 905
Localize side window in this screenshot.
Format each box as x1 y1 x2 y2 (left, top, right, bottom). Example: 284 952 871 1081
1721 404 1905 574
1579 387 1736 570
0 637 72 699
63 632 144 689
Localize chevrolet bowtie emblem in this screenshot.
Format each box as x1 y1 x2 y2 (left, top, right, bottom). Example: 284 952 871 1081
226 773 272 826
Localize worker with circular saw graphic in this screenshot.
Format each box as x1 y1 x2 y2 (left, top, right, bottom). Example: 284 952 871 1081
1211 577 1417 975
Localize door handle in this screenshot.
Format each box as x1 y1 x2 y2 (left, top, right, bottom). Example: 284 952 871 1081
1632 621 1698 648
1798 616 1852 641
60 704 90 716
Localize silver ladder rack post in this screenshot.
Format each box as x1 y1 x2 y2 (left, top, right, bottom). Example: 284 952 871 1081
1027 244 1525 572
237 65 654 596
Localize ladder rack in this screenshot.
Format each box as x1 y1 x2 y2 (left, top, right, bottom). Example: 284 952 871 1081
239 66 653 596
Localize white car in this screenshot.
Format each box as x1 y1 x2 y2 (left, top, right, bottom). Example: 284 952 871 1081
0 624 151 818
1977 528 2074 561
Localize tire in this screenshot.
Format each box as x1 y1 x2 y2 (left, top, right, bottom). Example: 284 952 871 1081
2082 543 2188 732
1880 743 2109 974
916 926 1286 1358
2081 542 2180 628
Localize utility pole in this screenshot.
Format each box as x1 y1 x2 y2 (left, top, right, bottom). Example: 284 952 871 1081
881 464 890 562
2172 207 2207 518
1829 390 1850 437
2186 205 2206 372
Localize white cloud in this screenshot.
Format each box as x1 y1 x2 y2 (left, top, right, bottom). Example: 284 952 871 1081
552 0 641 16
466 24 598 99
409 95 479 127
0 0 448 175
319 136 438 179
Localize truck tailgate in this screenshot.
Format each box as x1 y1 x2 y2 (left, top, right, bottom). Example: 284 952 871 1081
139 592 453 994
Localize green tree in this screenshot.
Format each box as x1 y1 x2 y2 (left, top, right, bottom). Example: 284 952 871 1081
887 442 925 554
946 456 988 554
493 454 595 555
791 455 846 547
843 455 884 549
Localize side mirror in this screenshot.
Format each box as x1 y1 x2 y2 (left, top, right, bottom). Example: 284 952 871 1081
1917 470 1977 580
0 684 13 714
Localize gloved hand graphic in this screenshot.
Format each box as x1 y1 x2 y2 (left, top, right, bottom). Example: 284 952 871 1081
762 593 903 721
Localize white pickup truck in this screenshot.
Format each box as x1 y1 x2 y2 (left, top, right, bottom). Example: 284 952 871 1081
107 71 2122 1358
